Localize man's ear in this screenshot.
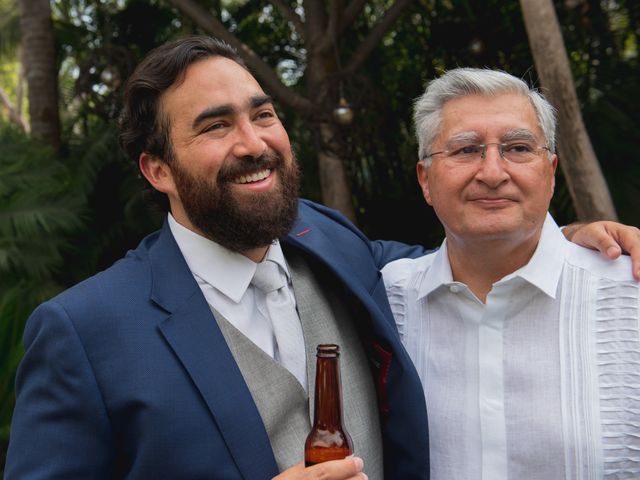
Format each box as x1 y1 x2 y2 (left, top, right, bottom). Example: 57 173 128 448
139 153 175 195
416 161 433 206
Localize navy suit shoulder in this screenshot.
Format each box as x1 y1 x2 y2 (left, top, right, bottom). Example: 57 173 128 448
6 224 277 479
296 199 428 266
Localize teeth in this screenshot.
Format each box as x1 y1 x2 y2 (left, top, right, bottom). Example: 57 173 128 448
233 169 271 184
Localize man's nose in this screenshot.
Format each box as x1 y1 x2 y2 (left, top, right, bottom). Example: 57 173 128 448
475 144 510 187
232 120 267 159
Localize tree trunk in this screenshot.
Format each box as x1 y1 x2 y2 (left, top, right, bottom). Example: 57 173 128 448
305 37 358 223
519 0 617 221
317 122 358 222
18 0 61 152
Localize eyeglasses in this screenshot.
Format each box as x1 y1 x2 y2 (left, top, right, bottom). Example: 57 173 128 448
424 142 551 165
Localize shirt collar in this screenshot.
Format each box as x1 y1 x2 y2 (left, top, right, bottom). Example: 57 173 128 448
499 213 567 299
418 213 567 300
417 238 456 300
167 214 289 303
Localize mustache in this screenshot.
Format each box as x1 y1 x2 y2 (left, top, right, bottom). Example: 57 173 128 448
218 151 284 182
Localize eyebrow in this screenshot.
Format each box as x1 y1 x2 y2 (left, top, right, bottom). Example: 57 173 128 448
500 128 539 143
250 94 273 109
443 128 540 147
445 131 481 147
191 94 274 130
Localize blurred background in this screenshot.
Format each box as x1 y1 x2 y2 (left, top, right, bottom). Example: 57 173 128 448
1 0 638 470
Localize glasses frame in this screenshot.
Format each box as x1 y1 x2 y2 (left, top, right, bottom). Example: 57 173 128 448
423 142 551 164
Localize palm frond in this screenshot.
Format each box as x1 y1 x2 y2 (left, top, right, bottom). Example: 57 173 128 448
0 0 19 59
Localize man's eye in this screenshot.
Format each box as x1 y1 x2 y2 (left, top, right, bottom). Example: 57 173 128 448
202 123 225 133
255 110 275 120
452 145 480 156
504 143 533 153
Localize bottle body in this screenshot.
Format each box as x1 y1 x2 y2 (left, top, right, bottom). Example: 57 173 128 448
304 344 353 467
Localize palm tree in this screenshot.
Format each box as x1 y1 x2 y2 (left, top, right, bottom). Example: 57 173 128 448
18 0 61 152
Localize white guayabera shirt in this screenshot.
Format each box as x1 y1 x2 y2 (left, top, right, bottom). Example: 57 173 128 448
382 214 640 480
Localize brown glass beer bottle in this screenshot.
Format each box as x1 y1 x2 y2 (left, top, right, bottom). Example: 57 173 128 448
304 344 354 467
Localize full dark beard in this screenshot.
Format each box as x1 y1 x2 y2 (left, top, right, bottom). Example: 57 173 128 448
171 151 300 253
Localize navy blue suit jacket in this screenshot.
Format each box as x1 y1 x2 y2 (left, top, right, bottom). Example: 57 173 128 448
6 199 429 479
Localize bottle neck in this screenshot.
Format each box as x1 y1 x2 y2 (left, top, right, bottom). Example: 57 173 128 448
312 355 344 428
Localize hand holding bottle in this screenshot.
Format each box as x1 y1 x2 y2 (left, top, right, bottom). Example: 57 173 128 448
272 457 367 480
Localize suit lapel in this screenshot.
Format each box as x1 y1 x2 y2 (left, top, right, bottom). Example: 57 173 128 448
284 214 395 338
149 222 279 479
284 210 406 421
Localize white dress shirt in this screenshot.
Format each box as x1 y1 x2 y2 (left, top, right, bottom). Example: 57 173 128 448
382 214 640 479
168 214 301 365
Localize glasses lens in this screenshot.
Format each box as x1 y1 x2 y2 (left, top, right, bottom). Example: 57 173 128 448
502 143 539 163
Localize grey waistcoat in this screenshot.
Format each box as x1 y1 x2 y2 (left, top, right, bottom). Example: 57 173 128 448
211 250 383 479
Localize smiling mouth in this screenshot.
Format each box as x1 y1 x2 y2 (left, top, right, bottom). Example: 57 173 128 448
232 168 272 184
470 197 516 208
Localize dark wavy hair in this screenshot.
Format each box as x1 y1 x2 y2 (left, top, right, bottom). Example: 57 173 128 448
118 36 247 211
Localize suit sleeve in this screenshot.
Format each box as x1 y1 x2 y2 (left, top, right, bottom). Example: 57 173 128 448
5 301 113 479
298 199 436 269
369 239 436 270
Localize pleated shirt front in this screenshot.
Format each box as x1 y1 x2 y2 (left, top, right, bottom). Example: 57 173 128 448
382 214 640 480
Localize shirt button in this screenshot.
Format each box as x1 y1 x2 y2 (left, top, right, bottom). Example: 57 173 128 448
449 285 460 293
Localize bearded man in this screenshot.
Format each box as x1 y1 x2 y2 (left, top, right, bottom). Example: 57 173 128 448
6 37 640 480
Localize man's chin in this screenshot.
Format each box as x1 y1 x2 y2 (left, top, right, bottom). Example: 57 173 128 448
461 218 538 243
228 187 285 213
195 188 298 251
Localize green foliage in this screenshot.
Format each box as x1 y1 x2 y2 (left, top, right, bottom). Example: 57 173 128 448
53 0 189 134
555 0 640 227
0 122 84 446
0 0 20 59
61 123 163 282
0 118 161 464
2 0 245 450
0 60 21 103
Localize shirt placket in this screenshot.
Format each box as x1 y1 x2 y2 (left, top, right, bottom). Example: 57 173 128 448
478 286 509 479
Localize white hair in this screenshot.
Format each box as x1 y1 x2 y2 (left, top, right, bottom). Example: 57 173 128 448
413 68 557 166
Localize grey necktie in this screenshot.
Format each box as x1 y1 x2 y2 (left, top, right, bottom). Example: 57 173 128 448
251 260 307 390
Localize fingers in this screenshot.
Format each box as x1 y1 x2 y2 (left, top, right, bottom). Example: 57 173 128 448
616 225 640 281
566 221 640 281
306 456 367 480
565 221 618 255
273 457 367 480
603 222 640 280
560 222 586 242
605 245 622 260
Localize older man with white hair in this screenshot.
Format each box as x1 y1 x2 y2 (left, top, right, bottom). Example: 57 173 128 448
383 68 640 479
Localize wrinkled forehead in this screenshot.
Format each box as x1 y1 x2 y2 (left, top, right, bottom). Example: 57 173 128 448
159 56 265 127
438 93 542 142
